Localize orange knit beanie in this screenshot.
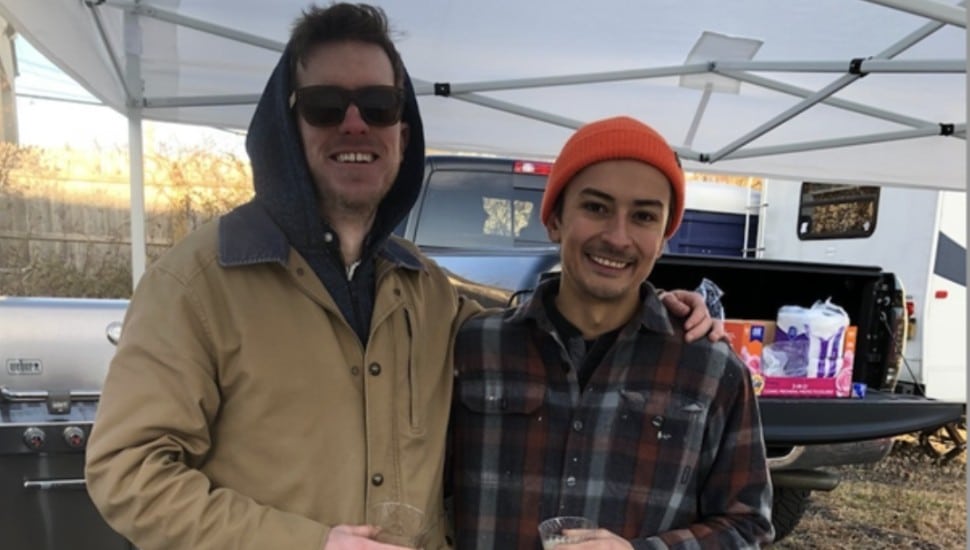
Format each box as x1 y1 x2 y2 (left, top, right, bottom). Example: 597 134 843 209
541 116 685 238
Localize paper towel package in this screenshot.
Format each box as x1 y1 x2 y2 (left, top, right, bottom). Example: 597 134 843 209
773 300 851 378
725 319 857 398
806 299 850 376
773 305 811 377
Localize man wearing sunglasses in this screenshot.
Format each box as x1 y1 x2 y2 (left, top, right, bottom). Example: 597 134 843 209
85 4 720 550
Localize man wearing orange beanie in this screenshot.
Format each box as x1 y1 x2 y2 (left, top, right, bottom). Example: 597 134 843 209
451 116 774 548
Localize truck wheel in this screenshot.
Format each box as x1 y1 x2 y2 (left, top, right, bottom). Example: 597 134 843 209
771 487 811 542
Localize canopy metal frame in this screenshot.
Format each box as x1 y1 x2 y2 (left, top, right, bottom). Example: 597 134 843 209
9 0 968 285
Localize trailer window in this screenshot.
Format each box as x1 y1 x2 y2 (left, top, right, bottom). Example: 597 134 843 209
797 182 880 240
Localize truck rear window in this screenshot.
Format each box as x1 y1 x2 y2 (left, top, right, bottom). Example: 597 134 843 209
414 169 548 248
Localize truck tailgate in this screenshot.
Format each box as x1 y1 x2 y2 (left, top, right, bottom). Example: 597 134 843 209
760 391 964 445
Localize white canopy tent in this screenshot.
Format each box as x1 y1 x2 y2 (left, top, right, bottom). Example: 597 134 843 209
0 0 965 284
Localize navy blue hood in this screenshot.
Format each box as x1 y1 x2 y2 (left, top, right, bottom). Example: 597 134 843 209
245 47 426 259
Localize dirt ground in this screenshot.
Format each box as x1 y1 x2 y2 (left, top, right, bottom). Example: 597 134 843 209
771 427 966 549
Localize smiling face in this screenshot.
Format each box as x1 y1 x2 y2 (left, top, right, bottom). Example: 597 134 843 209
546 159 671 311
295 40 409 222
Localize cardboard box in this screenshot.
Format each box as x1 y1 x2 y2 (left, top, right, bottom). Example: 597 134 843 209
724 319 857 398
723 319 776 374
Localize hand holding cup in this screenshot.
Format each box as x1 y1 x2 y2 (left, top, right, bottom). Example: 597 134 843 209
538 516 597 549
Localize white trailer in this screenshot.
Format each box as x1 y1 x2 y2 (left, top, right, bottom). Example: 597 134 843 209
754 180 966 402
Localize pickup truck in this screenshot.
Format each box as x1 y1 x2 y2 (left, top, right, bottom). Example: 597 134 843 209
396 155 965 541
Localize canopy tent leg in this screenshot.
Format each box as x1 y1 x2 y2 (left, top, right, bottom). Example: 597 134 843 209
127 112 146 288
124 8 146 289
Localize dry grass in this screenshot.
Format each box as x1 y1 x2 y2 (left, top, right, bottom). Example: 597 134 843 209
772 428 966 549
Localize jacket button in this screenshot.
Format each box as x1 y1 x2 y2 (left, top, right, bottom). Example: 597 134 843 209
572 420 584 432
368 363 382 376
371 473 384 486
296 267 305 276
351 366 360 376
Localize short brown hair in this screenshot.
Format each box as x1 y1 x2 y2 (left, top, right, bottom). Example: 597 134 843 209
288 3 405 88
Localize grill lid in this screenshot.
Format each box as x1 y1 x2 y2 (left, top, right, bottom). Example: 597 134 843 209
0 297 126 394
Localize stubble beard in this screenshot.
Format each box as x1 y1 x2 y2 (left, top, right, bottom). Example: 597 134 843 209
580 279 630 304
317 172 394 223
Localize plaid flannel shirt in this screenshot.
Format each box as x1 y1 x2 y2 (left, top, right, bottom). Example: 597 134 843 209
451 277 774 549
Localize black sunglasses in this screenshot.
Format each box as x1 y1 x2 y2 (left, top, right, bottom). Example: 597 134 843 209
289 85 405 127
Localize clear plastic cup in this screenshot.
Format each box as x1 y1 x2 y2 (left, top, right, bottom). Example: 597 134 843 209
537 516 597 549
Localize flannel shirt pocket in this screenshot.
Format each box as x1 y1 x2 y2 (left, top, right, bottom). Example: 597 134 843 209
617 390 708 449
458 375 545 415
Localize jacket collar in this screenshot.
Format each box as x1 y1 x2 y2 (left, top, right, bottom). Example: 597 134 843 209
218 201 423 271
509 273 675 336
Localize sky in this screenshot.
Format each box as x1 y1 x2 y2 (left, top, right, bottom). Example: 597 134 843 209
12 35 246 156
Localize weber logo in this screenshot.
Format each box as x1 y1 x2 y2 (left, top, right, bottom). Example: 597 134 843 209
6 358 42 375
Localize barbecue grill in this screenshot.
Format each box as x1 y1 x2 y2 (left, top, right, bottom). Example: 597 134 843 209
0 297 133 549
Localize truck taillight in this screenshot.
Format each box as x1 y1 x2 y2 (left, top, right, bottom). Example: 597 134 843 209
905 295 917 341
513 160 552 175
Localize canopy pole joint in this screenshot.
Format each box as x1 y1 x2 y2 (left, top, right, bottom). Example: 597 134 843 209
849 57 870 76
434 82 451 97
940 123 955 136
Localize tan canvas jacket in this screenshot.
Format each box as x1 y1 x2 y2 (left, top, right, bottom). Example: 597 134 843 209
86 220 480 549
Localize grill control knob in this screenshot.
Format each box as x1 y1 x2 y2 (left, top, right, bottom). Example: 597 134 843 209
63 426 86 448
23 427 46 450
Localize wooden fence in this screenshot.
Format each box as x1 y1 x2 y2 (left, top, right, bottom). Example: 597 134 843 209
0 148 252 296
